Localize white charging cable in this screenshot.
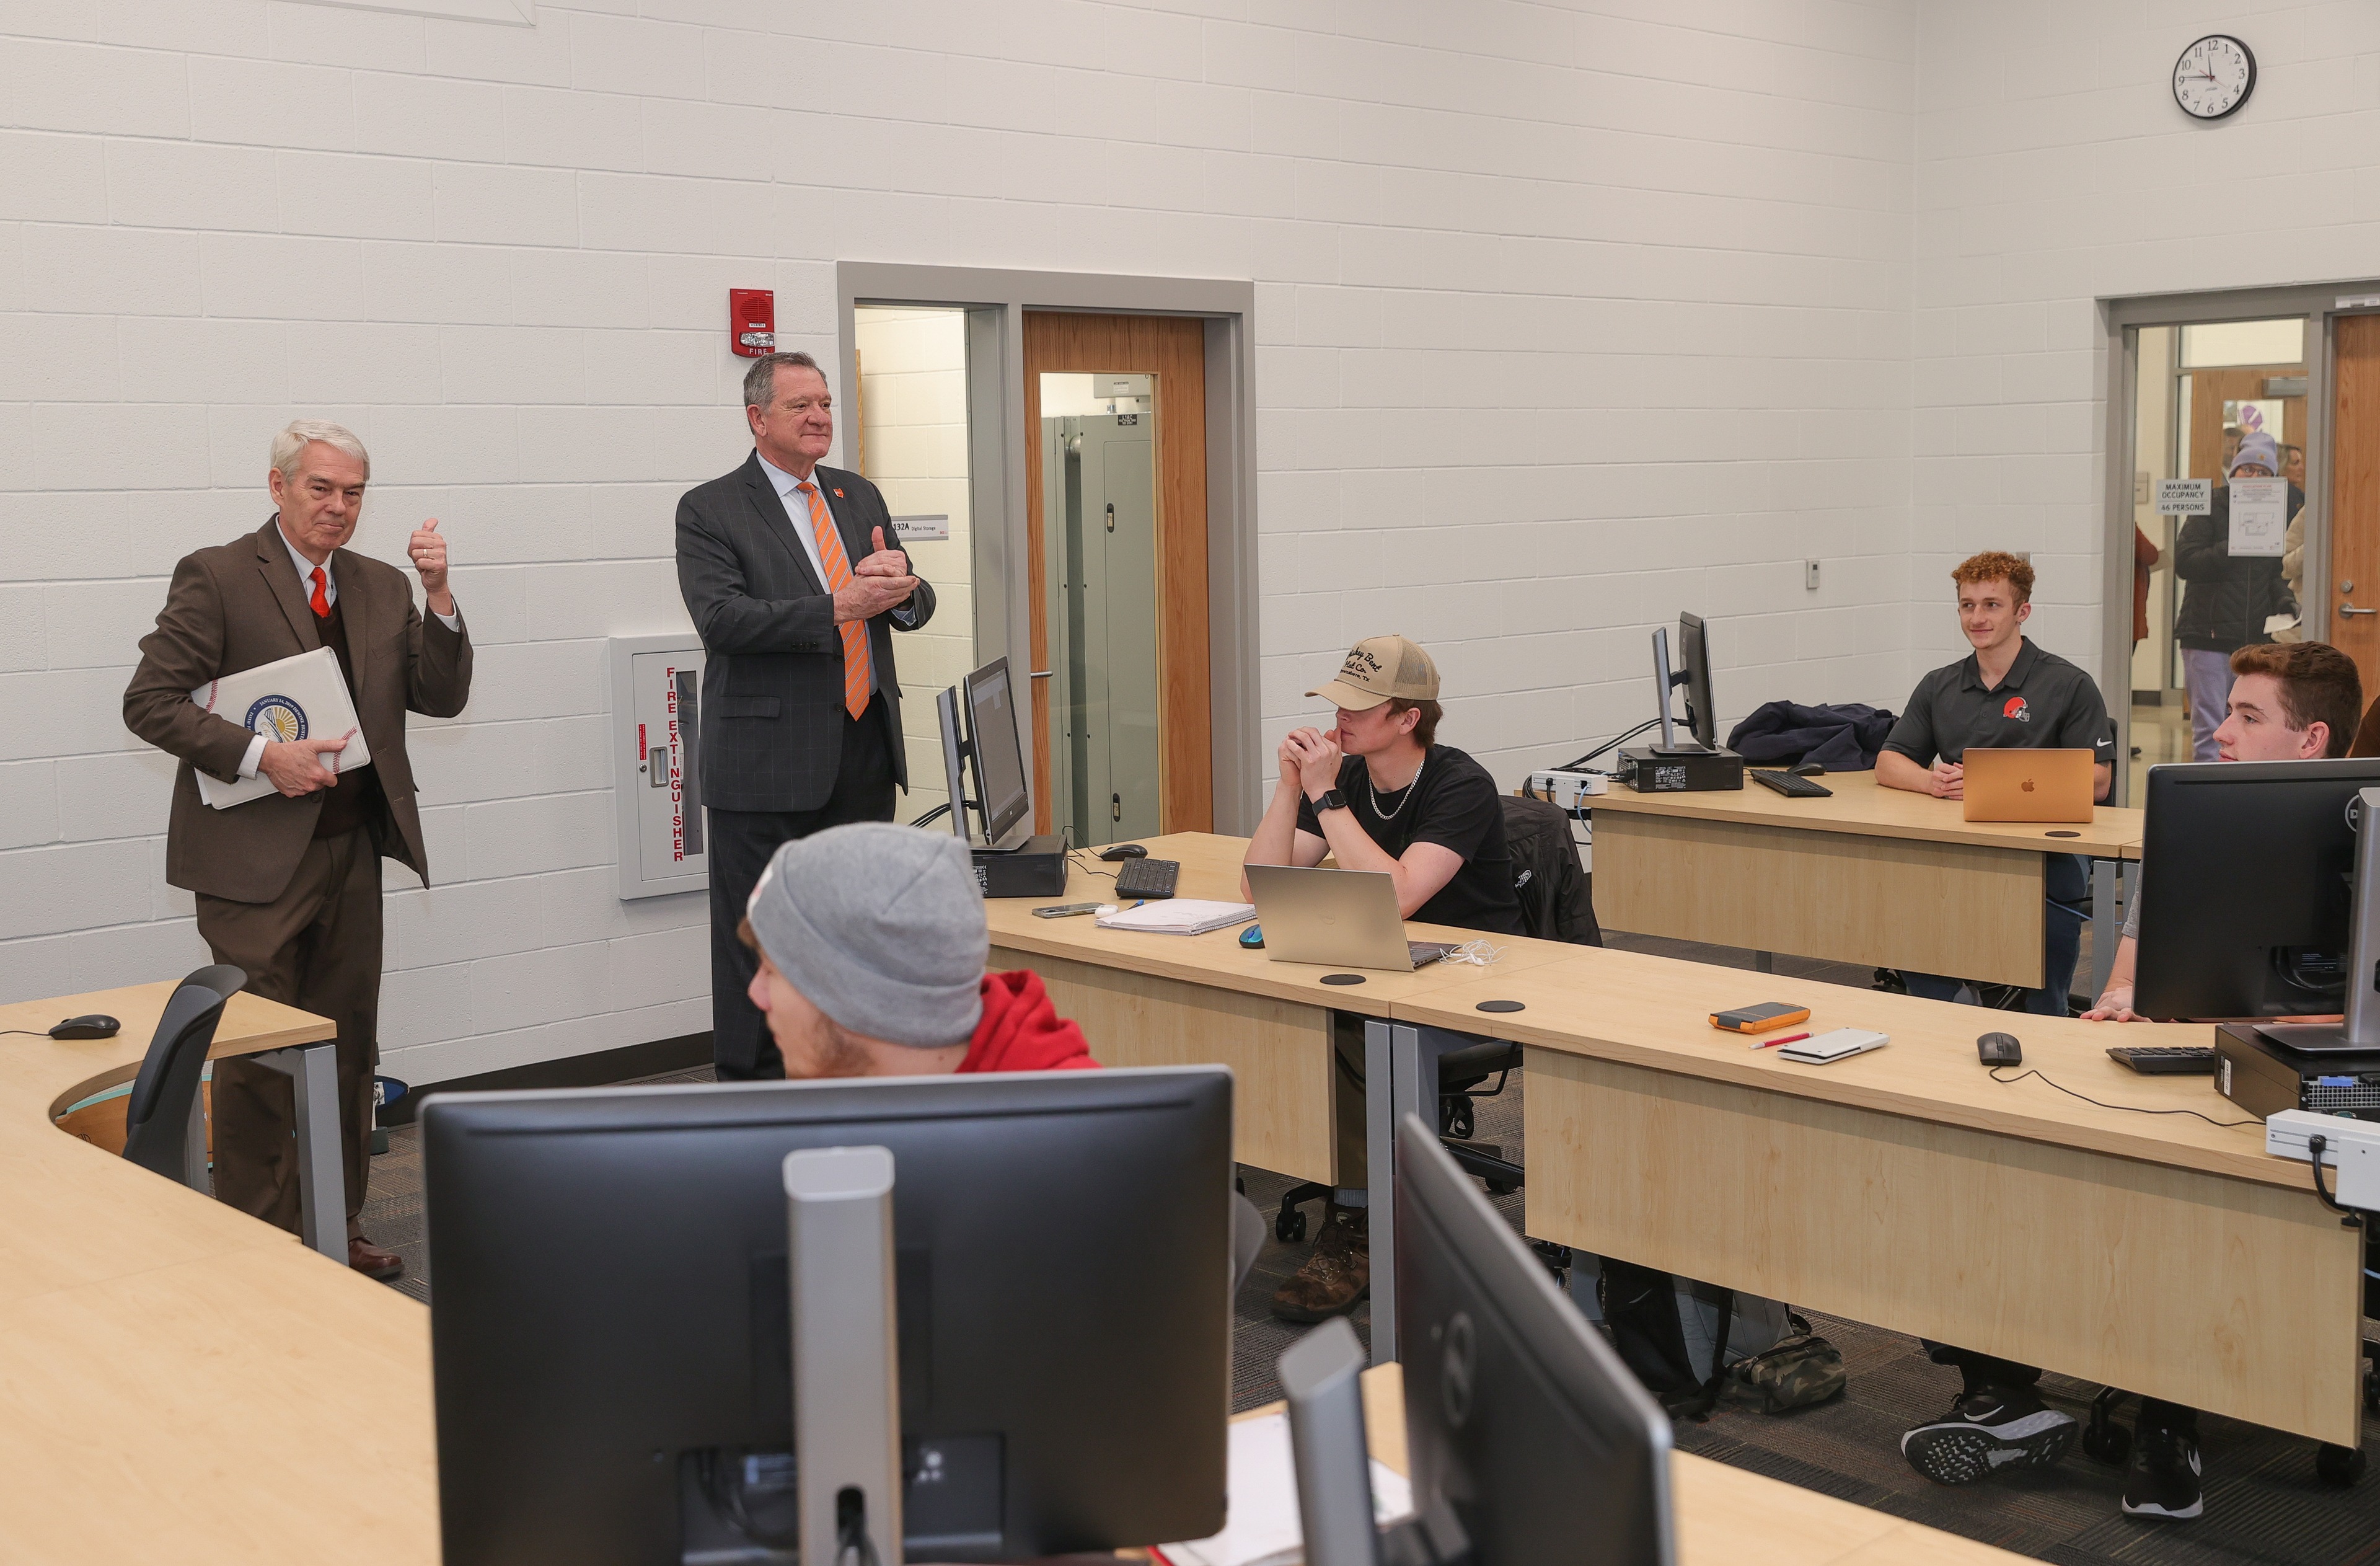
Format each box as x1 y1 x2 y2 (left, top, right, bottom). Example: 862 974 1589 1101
1444 939 1505 967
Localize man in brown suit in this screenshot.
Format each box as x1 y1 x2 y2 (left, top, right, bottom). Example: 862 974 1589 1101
123 421 472 1278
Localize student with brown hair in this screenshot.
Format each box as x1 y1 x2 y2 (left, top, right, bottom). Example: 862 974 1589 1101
1877 551 2115 1013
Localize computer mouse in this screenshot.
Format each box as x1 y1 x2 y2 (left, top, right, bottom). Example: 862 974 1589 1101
1097 844 1148 860
1239 924 1264 949
1789 761 1827 777
1976 1031 2022 1067
51 1015 121 1040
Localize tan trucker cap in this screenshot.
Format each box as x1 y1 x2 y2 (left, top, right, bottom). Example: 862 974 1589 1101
1307 634 1440 712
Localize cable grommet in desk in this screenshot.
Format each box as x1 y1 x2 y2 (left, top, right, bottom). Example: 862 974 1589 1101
1475 999 1525 1014
1320 973 1365 986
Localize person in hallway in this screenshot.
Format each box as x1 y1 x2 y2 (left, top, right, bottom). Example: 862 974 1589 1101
1241 635 1523 1324
2283 441 2307 490
2132 524 2161 654
122 421 472 1280
1904 642 2364 1525
2174 431 2301 760
677 350 936 1081
1877 551 2113 1012
740 823 1094 1077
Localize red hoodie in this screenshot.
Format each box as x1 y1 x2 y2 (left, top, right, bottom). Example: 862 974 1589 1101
958 970 1098 1073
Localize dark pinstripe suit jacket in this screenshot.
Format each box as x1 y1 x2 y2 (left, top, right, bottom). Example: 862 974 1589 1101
674 452 936 814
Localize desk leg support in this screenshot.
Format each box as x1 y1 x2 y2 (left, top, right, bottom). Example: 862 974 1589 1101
1365 1019 1399 1366
251 1043 346 1263
182 1076 209 1194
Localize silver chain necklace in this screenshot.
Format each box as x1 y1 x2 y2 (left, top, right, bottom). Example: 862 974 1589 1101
1366 749 1427 821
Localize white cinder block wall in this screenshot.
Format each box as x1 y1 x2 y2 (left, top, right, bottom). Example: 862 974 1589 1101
1 0 1921 1087
1910 3 2380 686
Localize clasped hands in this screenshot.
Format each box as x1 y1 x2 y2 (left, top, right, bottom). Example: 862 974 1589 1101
834 526 919 623
1278 727 1344 802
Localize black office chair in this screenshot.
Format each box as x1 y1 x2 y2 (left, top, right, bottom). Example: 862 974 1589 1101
1271 1040 1521 1243
118 964 248 1182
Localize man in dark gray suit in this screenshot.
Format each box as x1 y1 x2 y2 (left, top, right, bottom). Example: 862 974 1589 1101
676 351 936 1078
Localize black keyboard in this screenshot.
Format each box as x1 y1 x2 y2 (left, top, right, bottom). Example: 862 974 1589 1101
1750 769 1833 798
1112 857 1179 900
2107 1045 2221 1075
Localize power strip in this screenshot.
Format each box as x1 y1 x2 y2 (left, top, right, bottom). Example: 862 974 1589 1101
2266 1110 2380 1209
1527 769 1608 810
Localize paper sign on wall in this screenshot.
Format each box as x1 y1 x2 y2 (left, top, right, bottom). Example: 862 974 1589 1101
2228 477 2288 557
2154 479 2211 516
890 514 951 542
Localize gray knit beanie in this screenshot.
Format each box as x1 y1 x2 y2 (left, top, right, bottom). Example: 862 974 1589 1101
744 823 988 1047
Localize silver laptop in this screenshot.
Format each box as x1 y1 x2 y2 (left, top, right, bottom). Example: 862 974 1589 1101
1244 864 1461 972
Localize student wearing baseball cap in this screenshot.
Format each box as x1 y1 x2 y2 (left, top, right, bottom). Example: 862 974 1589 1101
1241 635 1522 1322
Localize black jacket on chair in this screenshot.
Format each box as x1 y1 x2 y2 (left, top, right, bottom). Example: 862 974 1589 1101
675 453 937 813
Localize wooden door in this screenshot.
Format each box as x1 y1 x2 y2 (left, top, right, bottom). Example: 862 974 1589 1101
2332 315 2380 693
2185 366 2303 489
1022 314 1212 836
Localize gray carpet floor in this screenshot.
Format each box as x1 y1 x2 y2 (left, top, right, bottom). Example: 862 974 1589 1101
356 929 2380 1564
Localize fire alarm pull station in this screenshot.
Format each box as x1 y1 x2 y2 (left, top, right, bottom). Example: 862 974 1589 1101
728 289 774 357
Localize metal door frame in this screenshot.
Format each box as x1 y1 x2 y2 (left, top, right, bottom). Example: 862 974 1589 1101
2102 282 2380 798
837 263 1263 833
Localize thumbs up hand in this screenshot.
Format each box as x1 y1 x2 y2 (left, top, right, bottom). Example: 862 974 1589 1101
408 518 455 614
853 524 911 581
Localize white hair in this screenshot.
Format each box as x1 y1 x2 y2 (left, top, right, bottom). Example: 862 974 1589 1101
270 420 371 484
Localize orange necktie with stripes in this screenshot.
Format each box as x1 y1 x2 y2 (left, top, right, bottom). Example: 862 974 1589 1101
796 480 873 719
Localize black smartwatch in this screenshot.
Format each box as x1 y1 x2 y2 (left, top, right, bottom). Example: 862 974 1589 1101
1313 788 1349 814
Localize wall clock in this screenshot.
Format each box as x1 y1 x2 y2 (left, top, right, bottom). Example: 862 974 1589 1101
2174 34 2255 121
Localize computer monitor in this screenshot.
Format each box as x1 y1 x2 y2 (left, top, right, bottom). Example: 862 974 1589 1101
1393 1112 1675 1564
423 1068 1234 1565
963 656 1033 851
1648 615 1715 754
933 684 970 843
2134 758 2380 1051
1675 612 1717 751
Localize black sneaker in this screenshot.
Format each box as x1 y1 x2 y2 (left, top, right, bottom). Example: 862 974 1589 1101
1900 1383 2077 1484
2122 1420 2204 1520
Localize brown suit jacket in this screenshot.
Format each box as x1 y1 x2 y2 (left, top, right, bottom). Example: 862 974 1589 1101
123 518 474 904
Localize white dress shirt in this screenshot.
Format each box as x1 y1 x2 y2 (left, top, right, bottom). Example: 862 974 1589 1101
238 526 462 779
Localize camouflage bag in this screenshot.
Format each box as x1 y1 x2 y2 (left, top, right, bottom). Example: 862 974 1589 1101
1730 1322 1848 1413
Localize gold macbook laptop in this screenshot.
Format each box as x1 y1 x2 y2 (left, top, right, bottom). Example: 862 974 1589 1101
1243 864 1461 972
1962 747 2094 823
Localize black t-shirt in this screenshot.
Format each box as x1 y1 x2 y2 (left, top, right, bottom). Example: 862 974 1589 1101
1295 744 1524 936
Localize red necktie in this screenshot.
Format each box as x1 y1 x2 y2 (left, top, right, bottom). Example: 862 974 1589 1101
796 482 873 720
309 566 330 619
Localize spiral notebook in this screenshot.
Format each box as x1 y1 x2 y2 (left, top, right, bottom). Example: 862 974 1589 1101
189 647 370 809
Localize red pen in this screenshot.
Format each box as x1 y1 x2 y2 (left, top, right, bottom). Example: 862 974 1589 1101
1755 1031 1810 1051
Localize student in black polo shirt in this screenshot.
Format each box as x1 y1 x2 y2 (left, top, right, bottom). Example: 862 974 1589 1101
1877 551 2114 1014
1243 634 1522 1323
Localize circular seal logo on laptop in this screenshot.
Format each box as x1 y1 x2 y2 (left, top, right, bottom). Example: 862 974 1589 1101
244 694 307 743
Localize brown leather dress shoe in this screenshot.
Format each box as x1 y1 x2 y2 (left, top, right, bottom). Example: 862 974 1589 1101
349 1236 405 1280
1269 1200 1368 1323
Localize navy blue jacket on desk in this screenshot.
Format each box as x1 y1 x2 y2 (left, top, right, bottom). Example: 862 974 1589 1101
1726 701 1898 772
674 452 937 813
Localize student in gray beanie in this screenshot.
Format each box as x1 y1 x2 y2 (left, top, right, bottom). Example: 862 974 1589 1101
737 821 1095 1077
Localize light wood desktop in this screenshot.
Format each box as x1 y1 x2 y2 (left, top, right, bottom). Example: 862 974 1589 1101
0 980 436 1566
1389 947 2367 1449
981 833 1580 1185
5 976 2021 1565
1585 770 2146 990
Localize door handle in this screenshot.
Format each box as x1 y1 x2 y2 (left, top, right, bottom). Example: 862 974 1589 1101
1029 670 1054 678
2343 605 2378 617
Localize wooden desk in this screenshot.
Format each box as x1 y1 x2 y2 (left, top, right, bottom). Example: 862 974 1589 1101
1389 947 2368 1448
1214 1365 2026 1565
982 833 1579 1186
1586 772 2145 990
4 979 2021 1565
0 981 435 1565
